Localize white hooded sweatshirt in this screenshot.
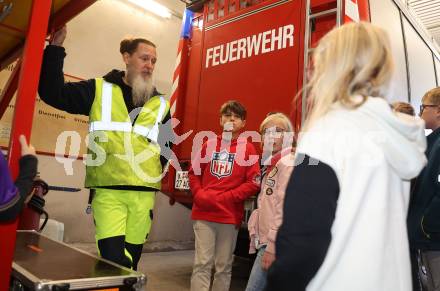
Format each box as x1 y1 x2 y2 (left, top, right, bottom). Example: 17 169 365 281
298 96 427 291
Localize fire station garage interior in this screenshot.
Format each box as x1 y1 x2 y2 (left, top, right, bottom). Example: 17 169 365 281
1 0 440 290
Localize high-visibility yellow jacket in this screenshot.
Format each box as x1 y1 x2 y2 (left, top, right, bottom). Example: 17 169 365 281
85 78 170 189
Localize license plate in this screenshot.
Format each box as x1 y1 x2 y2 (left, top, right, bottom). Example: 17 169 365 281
175 171 190 190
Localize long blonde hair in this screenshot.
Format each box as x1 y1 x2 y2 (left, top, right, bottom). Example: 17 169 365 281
304 22 394 130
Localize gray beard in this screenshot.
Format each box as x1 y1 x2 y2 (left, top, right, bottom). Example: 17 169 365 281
131 74 154 107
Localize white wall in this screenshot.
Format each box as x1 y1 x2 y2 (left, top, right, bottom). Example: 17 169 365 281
38 0 195 244
402 17 437 112
434 56 440 87
370 0 439 112
63 0 184 95
369 0 409 103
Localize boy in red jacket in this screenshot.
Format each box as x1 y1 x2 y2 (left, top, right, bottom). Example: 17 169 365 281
189 100 261 291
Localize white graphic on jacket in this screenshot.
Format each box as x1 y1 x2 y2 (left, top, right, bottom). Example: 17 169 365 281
210 150 236 179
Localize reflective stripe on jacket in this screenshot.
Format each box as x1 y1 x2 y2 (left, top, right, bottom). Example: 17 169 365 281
85 78 169 189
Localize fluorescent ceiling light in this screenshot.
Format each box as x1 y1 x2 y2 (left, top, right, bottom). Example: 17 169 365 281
126 0 172 18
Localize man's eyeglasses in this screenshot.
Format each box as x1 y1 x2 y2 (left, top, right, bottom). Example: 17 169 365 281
419 104 438 114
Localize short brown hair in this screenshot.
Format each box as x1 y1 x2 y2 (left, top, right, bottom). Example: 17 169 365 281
220 100 247 120
120 38 156 55
422 87 440 106
392 102 415 116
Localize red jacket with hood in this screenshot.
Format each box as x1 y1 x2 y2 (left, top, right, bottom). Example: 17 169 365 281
189 135 261 225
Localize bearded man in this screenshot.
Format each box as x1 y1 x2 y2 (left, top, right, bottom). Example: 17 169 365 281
38 26 172 270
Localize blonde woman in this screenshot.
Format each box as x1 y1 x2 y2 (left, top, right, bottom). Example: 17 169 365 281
245 113 295 291
265 22 427 291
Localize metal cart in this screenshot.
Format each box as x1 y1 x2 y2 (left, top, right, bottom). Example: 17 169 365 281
10 231 146 291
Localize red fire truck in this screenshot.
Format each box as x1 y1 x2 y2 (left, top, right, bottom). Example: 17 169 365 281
161 0 440 253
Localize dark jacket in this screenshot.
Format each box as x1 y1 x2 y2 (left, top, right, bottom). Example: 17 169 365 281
0 152 38 221
38 45 173 191
408 128 440 250
265 154 339 291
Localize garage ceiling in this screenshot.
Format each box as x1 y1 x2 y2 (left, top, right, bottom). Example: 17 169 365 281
406 0 440 46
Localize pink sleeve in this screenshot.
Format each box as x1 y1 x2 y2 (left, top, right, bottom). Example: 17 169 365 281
266 155 294 254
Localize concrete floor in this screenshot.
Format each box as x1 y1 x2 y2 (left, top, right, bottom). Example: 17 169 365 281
139 250 253 291
72 244 254 291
